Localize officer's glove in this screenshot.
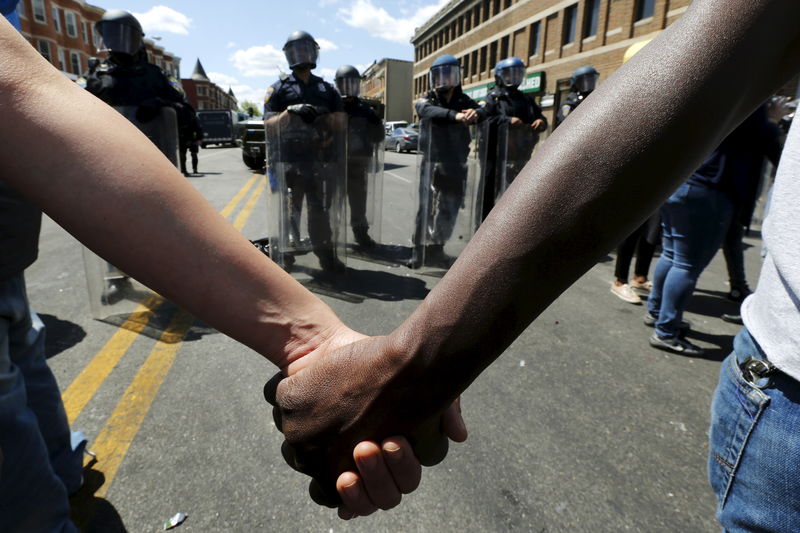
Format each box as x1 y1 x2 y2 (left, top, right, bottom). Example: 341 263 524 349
287 104 330 124
287 104 320 124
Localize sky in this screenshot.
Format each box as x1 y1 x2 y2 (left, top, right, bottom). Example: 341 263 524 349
111 0 449 106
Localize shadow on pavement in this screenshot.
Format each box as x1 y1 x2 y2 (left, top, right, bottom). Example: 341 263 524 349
69 464 128 532
40 314 87 360
683 329 734 362
383 162 411 171
686 290 742 319
299 266 429 302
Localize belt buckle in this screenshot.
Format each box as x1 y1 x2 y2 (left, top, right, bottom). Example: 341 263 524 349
741 357 775 389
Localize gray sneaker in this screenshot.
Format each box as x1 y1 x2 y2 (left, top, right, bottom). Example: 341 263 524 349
643 311 691 334
649 332 705 356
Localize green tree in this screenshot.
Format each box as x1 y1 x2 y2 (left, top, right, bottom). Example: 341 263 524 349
239 101 262 117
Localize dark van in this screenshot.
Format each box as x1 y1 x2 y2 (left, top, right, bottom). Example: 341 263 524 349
197 110 246 147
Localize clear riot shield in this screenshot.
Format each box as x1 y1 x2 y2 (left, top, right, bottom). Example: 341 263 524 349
265 111 347 278
345 115 384 259
83 106 181 328
411 117 488 274
495 121 537 200
114 105 180 167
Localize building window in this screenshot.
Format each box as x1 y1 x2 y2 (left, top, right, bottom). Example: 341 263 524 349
584 0 600 37
563 4 578 45
81 21 89 43
504 0 512 8
492 0 500 16
70 51 81 74
57 47 66 71
489 41 497 71
529 21 540 57
479 46 487 74
52 6 61 33
471 49 478 77
500 35 509 59
635 0 655 21
92 24 100 48
482 0 490 22
37 39 51 61
32 0 45 23
65 11 78 38
462 54 470 79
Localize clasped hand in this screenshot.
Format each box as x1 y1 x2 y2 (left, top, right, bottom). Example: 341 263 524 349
264 333 467 519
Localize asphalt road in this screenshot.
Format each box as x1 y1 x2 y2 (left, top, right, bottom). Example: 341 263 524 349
29 146 760 532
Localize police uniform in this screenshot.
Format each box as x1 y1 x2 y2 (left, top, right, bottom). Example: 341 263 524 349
343 98 383 245
482 85 547 219
555 91 585 128
412 88 487 256
264 72 344 264
177 103 202 175
83 55 185 112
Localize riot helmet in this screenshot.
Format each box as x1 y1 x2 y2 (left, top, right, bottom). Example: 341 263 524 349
95 10 144 56
283 30 319 70
429 54 461 91
335 65 361 97
571 65 599 94
494 57 526 89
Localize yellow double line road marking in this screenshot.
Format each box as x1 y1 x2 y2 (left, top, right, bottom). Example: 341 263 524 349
69 173 266 497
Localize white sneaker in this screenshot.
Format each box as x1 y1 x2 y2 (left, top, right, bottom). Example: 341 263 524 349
611 283 642 304
629 278 653 292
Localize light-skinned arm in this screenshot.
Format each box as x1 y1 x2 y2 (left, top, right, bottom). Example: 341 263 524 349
0 16 464 514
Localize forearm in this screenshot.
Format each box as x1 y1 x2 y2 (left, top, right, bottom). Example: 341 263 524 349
391 0 800 399
0 20 342 369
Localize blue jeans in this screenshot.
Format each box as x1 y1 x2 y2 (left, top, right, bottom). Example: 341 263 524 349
0 274 81 533
647 183 733 337
708 329 800 531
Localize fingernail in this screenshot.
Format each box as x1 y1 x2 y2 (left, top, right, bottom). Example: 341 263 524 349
358 451 378 470
344 480 360 499
384 442 403 461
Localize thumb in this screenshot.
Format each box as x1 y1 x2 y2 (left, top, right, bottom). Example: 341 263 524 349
441 396 468 443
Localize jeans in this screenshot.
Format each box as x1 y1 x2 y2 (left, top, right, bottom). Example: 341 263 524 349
0 274 81 533
647 183 733 337
708 329 800 532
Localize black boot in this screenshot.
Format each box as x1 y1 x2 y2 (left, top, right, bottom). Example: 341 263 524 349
353 227 376 248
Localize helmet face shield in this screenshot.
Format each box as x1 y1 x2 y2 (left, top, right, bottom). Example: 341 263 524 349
499 65 525 88
574 71 599 93
96 22 142 56
429 64 461 90
336 77 360 97
284 39 319 69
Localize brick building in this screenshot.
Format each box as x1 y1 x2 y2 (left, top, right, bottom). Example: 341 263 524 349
15 0 179 81
180 59 238 111
411 0 691 125
362 58 414 123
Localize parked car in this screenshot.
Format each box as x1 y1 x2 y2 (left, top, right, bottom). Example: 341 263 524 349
197 110 246 147
384 120 408 134
385 127 418 153
237 118 265 170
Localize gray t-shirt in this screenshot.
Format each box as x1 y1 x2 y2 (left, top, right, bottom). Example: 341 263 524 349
0 179 41 280
743 116 800 381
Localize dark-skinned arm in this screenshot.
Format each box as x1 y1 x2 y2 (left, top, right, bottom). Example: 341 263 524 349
272 0 800 500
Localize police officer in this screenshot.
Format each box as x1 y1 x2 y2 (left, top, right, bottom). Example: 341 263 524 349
482 57 548 219
410 54 487 268
177 101 203 176
335 65 383 248
81 9 185 301
554 65 599 128
264 31 345 272
82 10 185 120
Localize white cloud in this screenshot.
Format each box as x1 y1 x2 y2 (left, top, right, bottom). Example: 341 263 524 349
316 38 339 51
338 0 448 44
230 44 287 78
226 41 237 48
207 72 266 106
133 6 192 36
317 67 337 81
